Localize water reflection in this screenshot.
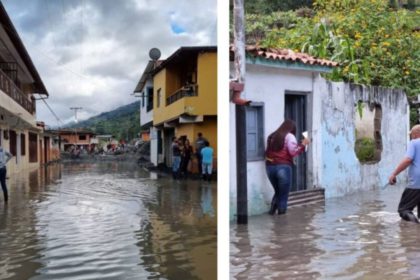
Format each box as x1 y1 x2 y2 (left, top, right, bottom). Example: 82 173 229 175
231 184 420 279
0 162 216 280
231 205 323 279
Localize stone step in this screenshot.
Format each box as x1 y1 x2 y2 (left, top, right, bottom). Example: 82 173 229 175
288 188 325 207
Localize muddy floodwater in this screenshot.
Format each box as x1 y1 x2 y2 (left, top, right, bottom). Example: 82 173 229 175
0 162 216 280
231 184 420 279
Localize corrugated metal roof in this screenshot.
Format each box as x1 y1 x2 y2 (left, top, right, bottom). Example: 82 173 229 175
230 45 338 67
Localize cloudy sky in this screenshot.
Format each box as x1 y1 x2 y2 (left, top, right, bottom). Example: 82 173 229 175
2 0 217 127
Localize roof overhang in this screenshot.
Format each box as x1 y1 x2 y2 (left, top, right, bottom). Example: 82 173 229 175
152 46 217 76
247 56 335 73
0 106 39 131
0 2 48 96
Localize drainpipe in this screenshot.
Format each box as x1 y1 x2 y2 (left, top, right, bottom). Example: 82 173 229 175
233 0 249 224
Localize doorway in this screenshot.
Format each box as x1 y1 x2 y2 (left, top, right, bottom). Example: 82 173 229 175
285 93 307 192
164 128 175 167
44 137 50 164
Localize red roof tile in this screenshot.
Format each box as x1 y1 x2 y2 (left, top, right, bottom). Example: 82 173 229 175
230 45 338 67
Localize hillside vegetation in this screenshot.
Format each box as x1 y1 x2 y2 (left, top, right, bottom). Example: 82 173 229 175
67 101 140 142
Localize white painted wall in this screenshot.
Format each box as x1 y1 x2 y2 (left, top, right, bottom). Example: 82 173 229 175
230 64 314 218
150 127 158 166
140 80 153 127
230 63 409 219
316 82 408 198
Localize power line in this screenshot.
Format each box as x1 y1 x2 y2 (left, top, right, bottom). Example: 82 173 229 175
38 96 65 127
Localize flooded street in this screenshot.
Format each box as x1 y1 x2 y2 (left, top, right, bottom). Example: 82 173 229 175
0 162 216 280
231 185 420 279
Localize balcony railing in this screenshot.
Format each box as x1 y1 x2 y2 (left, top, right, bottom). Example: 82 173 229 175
166 84 198 106
0 68 35 114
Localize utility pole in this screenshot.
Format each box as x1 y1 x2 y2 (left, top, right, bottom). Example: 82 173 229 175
70 107 82 150
70 107 83 123
233 0 248 224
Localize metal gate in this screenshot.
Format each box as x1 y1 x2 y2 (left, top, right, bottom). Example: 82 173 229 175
285 93 307 192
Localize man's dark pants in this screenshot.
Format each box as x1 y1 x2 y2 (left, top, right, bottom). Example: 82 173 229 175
196 152 203 174
0 167 8 202
398 188 420 223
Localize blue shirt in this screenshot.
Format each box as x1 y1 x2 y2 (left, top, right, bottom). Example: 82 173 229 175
406 139 420 189
201 147 213 164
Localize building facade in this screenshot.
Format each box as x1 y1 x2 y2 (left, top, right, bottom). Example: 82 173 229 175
133 60 161 166
133 46 217 171
56 129 96 152
0 3 57 175
230 46 409 218
152 46 217 171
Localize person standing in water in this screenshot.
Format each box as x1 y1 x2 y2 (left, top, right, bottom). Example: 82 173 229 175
265 119 310 215
0 145 13 203
389 124 420 223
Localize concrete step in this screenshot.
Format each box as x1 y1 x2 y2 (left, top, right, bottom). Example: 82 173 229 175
288 188 325 207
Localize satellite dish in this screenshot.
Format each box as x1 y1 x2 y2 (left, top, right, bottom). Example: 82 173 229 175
149 48 161 61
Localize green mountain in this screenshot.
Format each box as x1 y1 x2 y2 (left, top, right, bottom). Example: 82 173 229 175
67 101 141 142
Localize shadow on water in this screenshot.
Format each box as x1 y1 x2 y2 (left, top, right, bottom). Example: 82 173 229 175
231 184 420 279
0 162 216 280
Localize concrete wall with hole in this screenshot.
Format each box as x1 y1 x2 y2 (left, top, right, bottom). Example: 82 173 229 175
315 81 409 198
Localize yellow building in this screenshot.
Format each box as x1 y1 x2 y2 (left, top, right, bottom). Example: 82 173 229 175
0 3 55 175
151 46 217 171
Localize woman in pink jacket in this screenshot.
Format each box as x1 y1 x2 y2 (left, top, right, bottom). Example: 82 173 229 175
265 120 310 215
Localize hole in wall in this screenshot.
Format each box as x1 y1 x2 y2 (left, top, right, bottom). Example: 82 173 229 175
354 101 382 163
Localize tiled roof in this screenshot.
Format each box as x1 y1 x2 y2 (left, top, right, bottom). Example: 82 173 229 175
230 45 338 67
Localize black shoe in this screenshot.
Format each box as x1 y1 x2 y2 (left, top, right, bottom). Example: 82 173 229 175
401 211 419 223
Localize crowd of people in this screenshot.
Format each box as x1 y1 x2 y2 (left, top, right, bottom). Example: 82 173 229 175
172 132 214 181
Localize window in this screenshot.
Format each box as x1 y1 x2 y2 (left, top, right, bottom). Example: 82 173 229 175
79 135 87 141
246 104 264 161
21 133 26 156
147 87 154 112
157 88 161 108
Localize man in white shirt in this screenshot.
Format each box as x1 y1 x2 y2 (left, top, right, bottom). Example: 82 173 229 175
0 145 13 203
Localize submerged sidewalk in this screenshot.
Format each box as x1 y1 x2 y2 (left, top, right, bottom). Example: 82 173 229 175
231 184 420 279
